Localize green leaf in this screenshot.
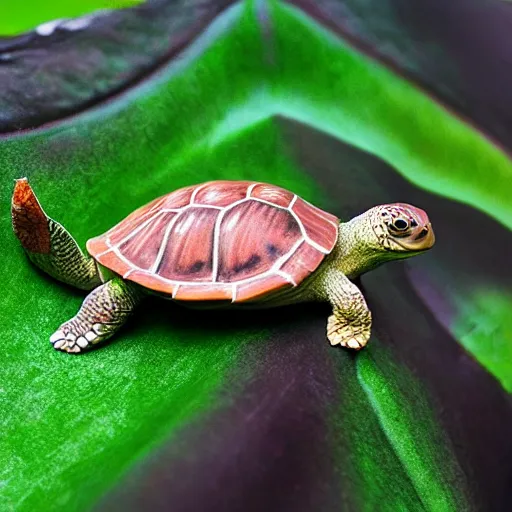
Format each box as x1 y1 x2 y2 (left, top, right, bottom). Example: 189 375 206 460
331 343 469 512
1 0 510 510
453 291 512 392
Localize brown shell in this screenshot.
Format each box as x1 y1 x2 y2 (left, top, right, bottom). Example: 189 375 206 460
87 181 339 302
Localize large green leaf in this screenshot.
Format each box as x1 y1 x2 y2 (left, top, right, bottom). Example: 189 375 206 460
1 1 511 510
332 343 467 512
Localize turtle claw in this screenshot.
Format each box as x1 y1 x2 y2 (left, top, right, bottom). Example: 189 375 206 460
50 330 80 354
49 330 79 352
327 315 370 351
76 336 89 349
52 337 66 350
49 323 100 354
49 330 65 345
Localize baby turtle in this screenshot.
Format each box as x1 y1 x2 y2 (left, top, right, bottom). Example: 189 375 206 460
12 178 434 354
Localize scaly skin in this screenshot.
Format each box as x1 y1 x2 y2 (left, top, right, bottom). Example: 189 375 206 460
313 266 371 350
50 278 143 353
12 179 434 354
12 178 101 291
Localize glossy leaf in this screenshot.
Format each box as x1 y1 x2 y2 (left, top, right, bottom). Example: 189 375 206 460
1 1 511 511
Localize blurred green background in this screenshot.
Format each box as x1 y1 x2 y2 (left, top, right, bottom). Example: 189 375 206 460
0 0 141 35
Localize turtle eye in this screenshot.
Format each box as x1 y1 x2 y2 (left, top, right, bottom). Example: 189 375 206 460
391 218 409 231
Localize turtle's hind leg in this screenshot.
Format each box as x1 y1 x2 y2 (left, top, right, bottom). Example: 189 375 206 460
11 178 101 290
51 278 143 353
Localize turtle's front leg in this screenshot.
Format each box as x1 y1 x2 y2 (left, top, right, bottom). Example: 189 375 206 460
50 278 143 354
321 269 372 350
12 178 102 290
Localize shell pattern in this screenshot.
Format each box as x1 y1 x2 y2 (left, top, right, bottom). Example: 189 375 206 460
87 181 339 302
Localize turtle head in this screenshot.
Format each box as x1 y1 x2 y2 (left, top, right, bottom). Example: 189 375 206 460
370 203 435 254
337 203 435 278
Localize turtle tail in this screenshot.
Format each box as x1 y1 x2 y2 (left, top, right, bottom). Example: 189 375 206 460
12 178 102 291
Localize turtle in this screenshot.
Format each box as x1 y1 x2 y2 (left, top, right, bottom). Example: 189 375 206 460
11 178 435 354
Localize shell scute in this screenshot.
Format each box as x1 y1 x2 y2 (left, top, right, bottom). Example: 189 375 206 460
217 201 301 282
158 207 218 281
250 183 294 207
161 185 196 209
95 249 132 278
280 242 325 284
174 283 232 301
291 197 338 252
235 274 293 302
194 181 252 207
123 272 179 297
119 212 176 271
108 196 167 245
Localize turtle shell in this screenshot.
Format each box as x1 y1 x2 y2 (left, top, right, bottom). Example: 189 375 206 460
87 181 339 302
